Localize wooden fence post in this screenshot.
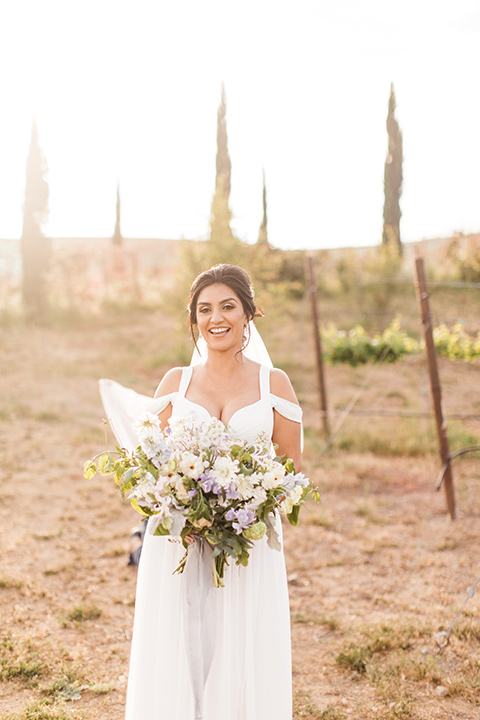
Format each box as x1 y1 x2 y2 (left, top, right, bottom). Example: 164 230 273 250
415 257 456 520
305 255 330 439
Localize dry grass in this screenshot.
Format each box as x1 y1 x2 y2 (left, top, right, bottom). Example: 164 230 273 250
0 295 479 719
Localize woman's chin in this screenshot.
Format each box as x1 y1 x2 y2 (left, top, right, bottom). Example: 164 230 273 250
204 338 242 354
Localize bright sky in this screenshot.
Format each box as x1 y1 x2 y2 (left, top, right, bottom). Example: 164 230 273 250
0 0 479 250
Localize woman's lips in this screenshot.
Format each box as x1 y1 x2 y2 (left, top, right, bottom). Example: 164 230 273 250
209 327 230 336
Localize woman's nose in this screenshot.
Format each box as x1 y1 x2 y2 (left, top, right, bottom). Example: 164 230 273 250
211 306 224 323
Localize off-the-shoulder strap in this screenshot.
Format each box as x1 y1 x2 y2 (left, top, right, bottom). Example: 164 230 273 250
177 366 193 397
271 394 303 424
259 364 270 398
146 392 176 416
147 366 189 414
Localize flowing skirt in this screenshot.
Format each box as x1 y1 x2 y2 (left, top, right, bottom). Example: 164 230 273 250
125 516 292 720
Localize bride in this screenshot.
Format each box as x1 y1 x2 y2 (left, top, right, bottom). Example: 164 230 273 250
103 264 302 720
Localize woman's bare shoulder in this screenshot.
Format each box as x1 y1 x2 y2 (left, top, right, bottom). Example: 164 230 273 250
270 367 299 404
154 367 184 398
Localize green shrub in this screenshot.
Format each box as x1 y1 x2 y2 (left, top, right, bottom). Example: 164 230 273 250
322 318 480 366
322 318 418 366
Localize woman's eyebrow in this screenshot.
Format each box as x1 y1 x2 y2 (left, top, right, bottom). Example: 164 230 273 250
198 297 238 306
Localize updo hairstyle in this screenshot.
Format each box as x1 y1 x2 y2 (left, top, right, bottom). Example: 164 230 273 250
188 264 262 346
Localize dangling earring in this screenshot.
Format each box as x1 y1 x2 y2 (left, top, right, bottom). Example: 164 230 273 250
242 322 250 349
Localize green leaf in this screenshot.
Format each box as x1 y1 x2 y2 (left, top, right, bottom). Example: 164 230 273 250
153 523 170 536
287 504 300 526
286 459 296 473
230 444 243 458
114 467 125 487
239 461 254 476
120 467 137 486
83 460 97 480
311 488 321 504
190 489 211 520
97 453 111 474
130 498 152 516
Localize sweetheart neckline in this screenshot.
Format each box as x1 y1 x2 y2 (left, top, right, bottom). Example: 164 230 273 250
182 396 263 426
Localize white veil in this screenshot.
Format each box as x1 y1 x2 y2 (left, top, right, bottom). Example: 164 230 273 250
190 321 273 368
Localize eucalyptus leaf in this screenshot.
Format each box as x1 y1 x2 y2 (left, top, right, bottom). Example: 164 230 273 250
170 511 187 537
265 515 282 551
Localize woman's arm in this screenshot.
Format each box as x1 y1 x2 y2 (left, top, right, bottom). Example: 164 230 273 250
153 367 183 430
270 369 302 471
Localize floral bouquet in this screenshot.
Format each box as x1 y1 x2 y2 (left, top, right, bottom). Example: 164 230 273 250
84 414 317 587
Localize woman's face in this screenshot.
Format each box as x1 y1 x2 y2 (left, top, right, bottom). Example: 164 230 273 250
196 283 248 353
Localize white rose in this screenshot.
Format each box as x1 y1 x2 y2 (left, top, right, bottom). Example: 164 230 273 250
210 456 238 488
262 471 283 490
250 485 268 507
236 476 255 500
179 453 205 480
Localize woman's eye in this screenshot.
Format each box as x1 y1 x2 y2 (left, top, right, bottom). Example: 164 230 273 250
223 304 234 310
199 307 210 313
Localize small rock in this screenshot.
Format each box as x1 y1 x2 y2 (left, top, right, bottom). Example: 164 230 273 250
435 685 449 697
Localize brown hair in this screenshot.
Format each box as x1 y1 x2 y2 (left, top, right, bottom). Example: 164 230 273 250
188 264 262 347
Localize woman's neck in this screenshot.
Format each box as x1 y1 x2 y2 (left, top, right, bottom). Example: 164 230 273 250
203 347 247 376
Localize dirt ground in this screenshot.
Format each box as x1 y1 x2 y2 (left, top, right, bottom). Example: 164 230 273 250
0 312 479 720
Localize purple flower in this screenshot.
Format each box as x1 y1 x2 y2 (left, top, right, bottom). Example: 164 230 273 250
226 507 255 534
188 488 198 499
225 483 240 500
199 472 215 493
211 482 223 495
235 508 255 528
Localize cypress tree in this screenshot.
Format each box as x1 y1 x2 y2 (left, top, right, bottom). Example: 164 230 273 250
21 121 50 321
257 169 269 247
215 83 231 200
208 84 239 265
382 84 403 254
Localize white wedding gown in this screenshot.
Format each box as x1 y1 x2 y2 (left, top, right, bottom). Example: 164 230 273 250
99 364 302 720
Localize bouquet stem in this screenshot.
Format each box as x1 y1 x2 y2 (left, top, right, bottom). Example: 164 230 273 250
213 554 226 588
173 548 189 576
